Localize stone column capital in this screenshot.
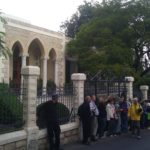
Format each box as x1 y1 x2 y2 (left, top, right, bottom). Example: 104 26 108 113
41 56 49 60
20 53 29 57
140 85 149 90
71 73 86 81
21 66 40 76
125 76 134 82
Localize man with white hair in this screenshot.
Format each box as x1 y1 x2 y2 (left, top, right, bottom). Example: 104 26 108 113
128 97 143 139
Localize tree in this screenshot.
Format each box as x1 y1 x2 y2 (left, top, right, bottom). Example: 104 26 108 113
0 12 10 58
60 1 98 38
64 0 150 77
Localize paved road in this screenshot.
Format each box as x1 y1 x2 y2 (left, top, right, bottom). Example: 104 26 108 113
64 130 150 150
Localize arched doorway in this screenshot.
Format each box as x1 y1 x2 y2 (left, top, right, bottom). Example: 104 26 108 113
12 42 22 87
27 39 44 79
47 49 56 82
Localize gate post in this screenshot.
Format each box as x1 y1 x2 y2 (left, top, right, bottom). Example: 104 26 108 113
71 73 86 111
71 73 86 141
21 66 40 150
125 76 134 100
140 85 149 100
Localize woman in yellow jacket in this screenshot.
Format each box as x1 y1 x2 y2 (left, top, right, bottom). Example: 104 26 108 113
128 97 143 139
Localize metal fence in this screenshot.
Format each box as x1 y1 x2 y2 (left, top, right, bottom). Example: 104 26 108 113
0 83 25 134
36 84 76 128
85 80 127 98
84 71 127 98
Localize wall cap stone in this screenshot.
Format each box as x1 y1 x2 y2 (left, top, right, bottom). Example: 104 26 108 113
125 76 134 82
140 85 149 90
71 73 86 81
38 122 79 139
0 130 27 145
21 66 40 76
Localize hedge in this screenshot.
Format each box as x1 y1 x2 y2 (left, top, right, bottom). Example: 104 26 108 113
36 102 70 129
0 83 23 127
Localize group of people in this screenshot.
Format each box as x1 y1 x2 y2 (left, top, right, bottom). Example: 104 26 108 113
42 93 150 149
78 94 150 145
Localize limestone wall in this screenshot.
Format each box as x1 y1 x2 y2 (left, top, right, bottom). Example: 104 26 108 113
4 16 67 86
0 18 9 84
0 123 79 150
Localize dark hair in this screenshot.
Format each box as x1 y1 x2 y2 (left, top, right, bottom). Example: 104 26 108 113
52 94 58 100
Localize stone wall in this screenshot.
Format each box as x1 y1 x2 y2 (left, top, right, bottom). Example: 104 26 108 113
0 140 27 150
0 58 9 84
3 16 68 86
0 123 79 150
0 18 9 84
38 124 79 150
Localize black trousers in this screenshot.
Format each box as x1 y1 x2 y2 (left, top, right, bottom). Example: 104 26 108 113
107 119 116 136
82 119 91 143
131 120 140 136
97 117 107 137
47 123 61 150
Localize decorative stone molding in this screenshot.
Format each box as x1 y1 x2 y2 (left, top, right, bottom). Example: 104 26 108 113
140 85 149 100
125 76 134 100
71 73 86 81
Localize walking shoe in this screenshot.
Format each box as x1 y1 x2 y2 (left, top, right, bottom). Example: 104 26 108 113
91 136 97 142
99 135 106 139
137 136 141 140
131 134 136 138
82 141 91 146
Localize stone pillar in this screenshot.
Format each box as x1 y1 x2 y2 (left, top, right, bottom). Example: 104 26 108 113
71 73 86 141
21 66 40 150
21 55 27 97
55 59 59 86
71 73 86 109
125 76 134 100
140 85 149 100
22 55 27 67
42 58 47 94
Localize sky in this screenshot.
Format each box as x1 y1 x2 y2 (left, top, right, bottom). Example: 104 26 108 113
0 0 99 32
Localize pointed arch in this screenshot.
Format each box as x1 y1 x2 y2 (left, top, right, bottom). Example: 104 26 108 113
11 41 23 87
27 38 45 58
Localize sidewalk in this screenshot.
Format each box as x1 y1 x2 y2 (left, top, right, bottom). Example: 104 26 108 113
63 130 150 150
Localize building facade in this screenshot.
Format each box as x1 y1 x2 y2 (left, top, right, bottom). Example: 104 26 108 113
0 15 77 88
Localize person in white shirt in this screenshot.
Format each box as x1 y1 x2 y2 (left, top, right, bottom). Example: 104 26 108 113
90 94 99 141
106 96 117 137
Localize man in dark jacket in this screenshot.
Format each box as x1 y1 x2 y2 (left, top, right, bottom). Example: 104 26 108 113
78 95 92 145
44 94 63 150
120 96 128 133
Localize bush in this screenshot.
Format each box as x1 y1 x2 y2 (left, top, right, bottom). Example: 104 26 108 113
0 83 23 126
57 103 70 124
47 80 57 95
36 102 70 129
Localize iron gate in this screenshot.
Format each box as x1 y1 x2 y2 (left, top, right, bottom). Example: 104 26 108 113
84 71 127 98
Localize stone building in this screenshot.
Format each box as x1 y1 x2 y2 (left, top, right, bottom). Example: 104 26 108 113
0 14 77 88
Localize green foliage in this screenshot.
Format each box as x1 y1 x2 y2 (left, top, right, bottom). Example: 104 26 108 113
64 0 150 79
61 1 98 38
56 103 70 124
36 102 70 129
0 83 23 126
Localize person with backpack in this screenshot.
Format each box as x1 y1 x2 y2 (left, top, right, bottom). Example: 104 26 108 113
78 95 92 145
44 94 63 150
128 97 143 139
119 96 128 133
